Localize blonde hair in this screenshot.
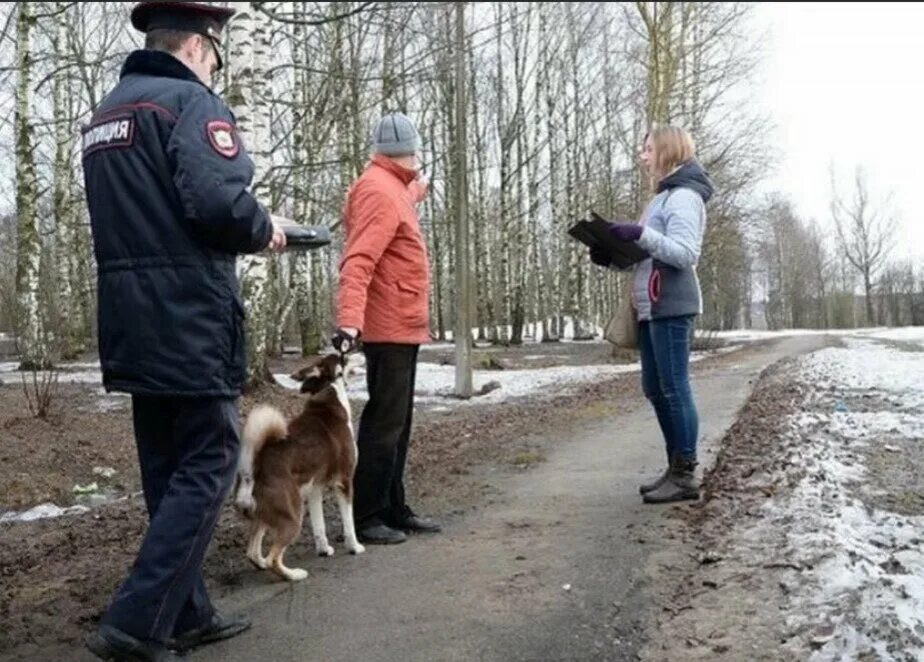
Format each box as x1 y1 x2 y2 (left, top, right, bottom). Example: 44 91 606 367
645 125 696 185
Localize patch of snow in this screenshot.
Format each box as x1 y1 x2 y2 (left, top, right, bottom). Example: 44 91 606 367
801 337 924 411
414 362 640 404
0 340 736 410
274 374 302 391
0 502 90 523
741 337 924 659
278 360 643 406
853 325 924 347
0 369 104 386
706 328 870 343
92 466 117 479
274 345 732 406
63 361 102 370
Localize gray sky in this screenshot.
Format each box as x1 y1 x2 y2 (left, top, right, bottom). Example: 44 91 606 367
753 2 924 264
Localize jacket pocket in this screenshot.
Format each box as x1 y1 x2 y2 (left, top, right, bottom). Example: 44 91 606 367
396 280 420 295
648 269 662 304
395 280 428 325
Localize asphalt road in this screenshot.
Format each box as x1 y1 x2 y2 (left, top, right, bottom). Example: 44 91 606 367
60 335 827 662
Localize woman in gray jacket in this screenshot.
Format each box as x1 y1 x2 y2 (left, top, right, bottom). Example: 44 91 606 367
596 126 714 503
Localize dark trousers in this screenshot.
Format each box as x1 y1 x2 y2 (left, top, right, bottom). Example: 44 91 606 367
353 343 420 528
102 396 240 644
638 315 699 460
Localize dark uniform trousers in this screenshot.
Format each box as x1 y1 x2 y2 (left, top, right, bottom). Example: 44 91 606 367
353 343 420 528
102 396 240 643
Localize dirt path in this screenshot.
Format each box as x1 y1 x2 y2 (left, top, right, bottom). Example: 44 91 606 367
42 336 826 662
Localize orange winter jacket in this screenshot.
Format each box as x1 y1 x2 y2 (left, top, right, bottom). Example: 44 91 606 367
336 154 431 344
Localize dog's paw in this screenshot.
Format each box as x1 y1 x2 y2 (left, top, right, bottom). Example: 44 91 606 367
317 544 335 557
286 568 309 581
248 554 268 569
349 542 365 555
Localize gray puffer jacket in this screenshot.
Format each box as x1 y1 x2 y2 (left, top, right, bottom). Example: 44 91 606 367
631 159 714 322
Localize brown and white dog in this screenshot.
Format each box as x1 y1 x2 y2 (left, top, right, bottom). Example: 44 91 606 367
233 353 364 581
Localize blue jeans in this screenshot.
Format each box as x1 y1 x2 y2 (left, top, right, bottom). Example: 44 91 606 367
638 315 698 461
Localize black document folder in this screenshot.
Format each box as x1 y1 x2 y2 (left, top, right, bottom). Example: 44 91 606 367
282 225 332 251
567 211 649 269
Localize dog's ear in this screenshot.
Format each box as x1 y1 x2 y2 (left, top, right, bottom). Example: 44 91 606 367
300 376 325 394
290 355 324 383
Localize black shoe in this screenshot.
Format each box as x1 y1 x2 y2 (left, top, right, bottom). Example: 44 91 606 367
85 625 182 661
167 612 251 652
392 513 442 534
357 523 408 545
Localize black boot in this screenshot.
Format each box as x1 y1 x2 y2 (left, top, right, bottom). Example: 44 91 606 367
639 455 674 495
167 612 251 652
85 625 184 661
642 456 699 504
357 522 408 545
389 507 442 534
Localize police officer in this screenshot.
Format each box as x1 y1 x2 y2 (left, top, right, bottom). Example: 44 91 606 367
82 2 286 660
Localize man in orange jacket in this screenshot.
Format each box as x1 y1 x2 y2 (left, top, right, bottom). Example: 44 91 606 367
332 113 440 544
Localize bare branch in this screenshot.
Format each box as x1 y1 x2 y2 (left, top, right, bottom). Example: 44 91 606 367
253 1 378 26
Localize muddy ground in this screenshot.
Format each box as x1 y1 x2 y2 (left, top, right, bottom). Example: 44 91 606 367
0 339 648 657
639 336 924 661
6 332 915 661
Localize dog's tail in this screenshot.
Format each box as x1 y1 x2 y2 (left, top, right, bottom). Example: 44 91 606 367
234 404 288 515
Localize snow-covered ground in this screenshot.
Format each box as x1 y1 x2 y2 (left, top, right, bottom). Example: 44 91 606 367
738 329 924 660
276 359 647 405
705 325 920 344
4 326 922 408
0 344 741 405
0 503 89 524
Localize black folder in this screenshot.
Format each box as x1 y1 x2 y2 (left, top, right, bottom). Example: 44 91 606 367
567 211 649 269
282 225 332 251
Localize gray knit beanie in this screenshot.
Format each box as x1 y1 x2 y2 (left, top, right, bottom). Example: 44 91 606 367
371 112 421 156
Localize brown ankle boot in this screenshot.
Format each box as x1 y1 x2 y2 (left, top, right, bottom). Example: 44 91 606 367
639 456 674 495
642 456 699 504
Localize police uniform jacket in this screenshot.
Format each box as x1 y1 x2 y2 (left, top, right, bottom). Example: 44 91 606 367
82 50 272 397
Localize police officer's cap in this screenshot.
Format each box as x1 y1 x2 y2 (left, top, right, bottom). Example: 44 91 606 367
131 2 235 69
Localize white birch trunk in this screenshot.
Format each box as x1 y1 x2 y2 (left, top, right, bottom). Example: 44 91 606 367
470 44 491 342
291 4 317 355
509 6 529 345
14 2 45 369
541 3 562 341
228 1 273 387
528 3 544 341
52 1 83 358
494 2 510 344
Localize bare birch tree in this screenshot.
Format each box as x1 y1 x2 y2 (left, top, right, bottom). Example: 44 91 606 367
830 165 897 326
6 0 918 374
227 1 276 388
13 2 44 369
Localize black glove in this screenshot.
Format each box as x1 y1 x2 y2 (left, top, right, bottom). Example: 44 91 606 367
331 327 360 354
589 247 611 268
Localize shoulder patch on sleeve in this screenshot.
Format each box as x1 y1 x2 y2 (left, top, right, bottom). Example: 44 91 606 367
82 115 135 155
206 120 239 159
